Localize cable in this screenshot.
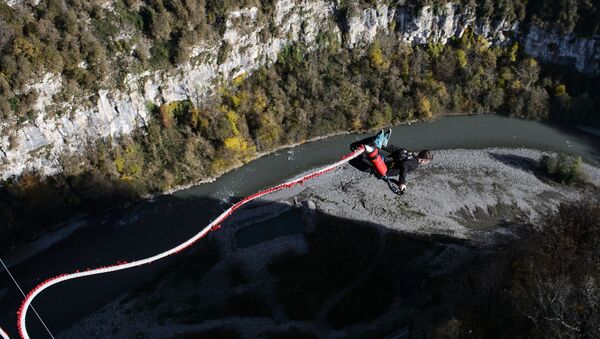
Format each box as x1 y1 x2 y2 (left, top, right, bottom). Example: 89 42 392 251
0 325 10 339
16 147 365 339
0 259 54 338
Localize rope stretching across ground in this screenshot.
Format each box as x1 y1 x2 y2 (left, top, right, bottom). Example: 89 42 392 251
13 147 365 339
0 326 9 339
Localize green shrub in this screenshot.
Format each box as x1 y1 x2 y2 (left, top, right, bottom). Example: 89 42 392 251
539 153 586 184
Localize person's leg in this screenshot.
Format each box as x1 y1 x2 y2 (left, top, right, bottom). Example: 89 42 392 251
386 167 400 178
383 128 392 147
350 135 377 151
349 134 378 173
374 129 387 149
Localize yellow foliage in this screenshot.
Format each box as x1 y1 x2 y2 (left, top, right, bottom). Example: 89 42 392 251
388 20 396 32
114 143 143 179
222 135 256 163
125 143 139 155
199 116 209 129
229 94 241 108
511 79 523 90
188 108 200 128
115 156 125 173
257 115 281 148
210 158 227 175
508 43 519 62
352 116 363 130
13 37 38 58
368 41 387 70
232 72 247 87
475 35 490 51
418 96 433 120
459 26 474 49
555 84 567 96
224 136 248 152
223 108 240 135
528 58 538 68
427 42 444 59
227 91 248 109
243 145 256 161
498 68 513 88
254 93 268 112
239 90 249 102
456 49 467 68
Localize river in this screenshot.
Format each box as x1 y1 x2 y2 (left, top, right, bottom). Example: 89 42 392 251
0 115 599 337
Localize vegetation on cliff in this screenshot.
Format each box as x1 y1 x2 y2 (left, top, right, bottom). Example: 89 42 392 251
1 0 599 122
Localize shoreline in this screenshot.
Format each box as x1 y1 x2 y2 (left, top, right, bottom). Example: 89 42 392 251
0 123 408 267
151 117 422 198
4 112 599 267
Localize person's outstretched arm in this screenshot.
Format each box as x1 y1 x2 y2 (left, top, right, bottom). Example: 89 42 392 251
398 158 418 190
398 161 410 185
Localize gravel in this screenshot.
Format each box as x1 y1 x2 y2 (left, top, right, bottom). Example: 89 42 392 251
262 147 599 240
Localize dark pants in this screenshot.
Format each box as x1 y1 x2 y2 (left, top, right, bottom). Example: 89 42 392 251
349 136 377 173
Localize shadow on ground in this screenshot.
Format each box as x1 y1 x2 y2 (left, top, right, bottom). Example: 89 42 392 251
16 192 486 339
487 152 540 173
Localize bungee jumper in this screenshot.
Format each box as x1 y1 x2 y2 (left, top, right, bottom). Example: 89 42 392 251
350 129 432 195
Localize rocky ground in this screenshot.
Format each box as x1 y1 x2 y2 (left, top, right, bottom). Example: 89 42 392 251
270 147 599 239
60 148 600 338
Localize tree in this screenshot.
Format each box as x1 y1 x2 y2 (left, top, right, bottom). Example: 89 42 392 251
368 40 388 70
417 95 433 120
511 197 600 337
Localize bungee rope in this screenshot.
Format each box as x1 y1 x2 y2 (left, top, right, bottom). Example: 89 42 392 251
0 326 9 339
15 147 365 339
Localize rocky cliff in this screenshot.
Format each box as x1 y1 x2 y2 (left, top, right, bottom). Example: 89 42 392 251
1 1 598 180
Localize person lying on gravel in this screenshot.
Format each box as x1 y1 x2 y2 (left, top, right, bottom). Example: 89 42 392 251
383 144 432 193
350 129 433 194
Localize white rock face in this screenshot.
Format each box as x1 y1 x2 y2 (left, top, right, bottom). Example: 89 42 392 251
346 4 396 48
395 4 518 45
1 1 598 180
524 25 600 74
0 0 337 179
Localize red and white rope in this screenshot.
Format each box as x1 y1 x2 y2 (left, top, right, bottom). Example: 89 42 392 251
0 326 9 339
16 147 365 339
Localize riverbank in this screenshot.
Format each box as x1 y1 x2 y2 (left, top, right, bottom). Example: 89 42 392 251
60 147 600 338
222 147 599 240
4 114 599 264
1 117 425 266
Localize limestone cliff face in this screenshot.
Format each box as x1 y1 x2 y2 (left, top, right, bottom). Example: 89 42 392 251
1 1 598 180
1 0 337 179
523 25 600 74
